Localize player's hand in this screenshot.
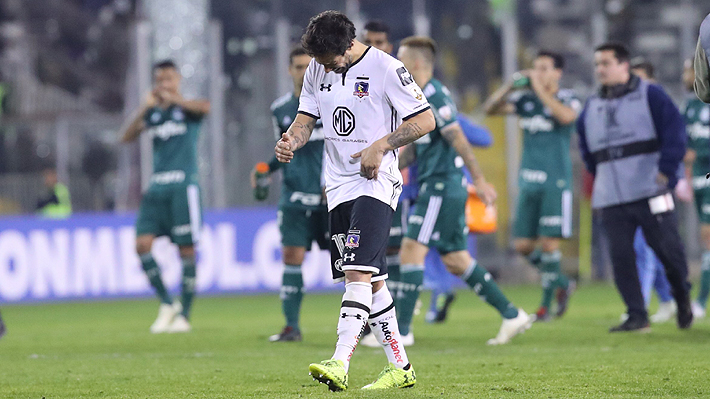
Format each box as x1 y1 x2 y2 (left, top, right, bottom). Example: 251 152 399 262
143 91 158 108
474 179 497 205
529 70 545 95
351 142 386 180
275 133 294 163
157 90 182 106
656 172 669 187
250 168 257 188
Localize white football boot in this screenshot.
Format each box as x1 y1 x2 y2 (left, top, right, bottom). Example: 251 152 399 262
150 302 182 334
650 300 676 323
167 314 192 333
487 309 533 345
692 301 706 319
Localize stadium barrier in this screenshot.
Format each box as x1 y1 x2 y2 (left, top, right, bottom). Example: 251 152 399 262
0 207 336 303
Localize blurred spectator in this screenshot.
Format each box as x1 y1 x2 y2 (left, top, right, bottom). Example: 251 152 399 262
36 167 72 218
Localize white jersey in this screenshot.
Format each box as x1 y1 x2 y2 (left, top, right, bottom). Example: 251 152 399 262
298 46 430 211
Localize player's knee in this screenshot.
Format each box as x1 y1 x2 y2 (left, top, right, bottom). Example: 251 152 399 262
135 236 153 255
441 252 470 276
179 245 196 259
282 246 306 265
539 238 560 253
514 239 535 255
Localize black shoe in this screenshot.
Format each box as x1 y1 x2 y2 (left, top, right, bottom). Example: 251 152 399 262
268 326 302 342
676 293 693 329
609 317 650 333
433 293 456 323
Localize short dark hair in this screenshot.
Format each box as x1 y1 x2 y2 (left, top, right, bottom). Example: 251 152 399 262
536 50 564 70
400 36 437 64
594 42 630 63
289 46 309 65
153 59 178 71
630 57 654 79
364 20 390 35
301 10 356 57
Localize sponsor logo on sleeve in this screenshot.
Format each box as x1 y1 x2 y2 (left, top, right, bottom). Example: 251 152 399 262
396 67 414 86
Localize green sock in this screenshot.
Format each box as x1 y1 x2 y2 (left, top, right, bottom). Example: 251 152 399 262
180 256 197 319
697 251 710 307
462 260 518 319
386 254 401 312
140 253 172 305
540 251 563 309
281 265 304 329
526 248 543 271
397 264 424 336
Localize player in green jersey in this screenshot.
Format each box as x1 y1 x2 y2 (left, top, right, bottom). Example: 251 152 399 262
682 58 710 319
484 51 580 321
120 60 210 333
252 47 328 342
394 36 532 346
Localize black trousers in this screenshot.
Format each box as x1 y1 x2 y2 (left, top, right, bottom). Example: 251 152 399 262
599 197 691 320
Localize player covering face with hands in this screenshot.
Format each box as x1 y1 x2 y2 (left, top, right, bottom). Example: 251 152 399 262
276 10 435 391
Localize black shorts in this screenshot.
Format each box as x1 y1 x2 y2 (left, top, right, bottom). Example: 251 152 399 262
329 196 394 283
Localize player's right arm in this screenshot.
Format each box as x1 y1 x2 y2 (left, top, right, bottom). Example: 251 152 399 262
275 113 317 163
119 92 157 143
441 123 496 204
483 79 516 115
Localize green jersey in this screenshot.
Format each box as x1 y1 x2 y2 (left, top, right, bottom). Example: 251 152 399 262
269 93 325 210
144 105 203 189
414 79 462 187
510 89 580 187
682 96 710 179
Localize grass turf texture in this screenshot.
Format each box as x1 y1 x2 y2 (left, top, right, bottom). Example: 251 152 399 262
1 284 709 398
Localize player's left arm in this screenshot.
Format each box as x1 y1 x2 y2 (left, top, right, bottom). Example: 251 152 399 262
352 110 435 180
529 73 578 125
441 123 496 205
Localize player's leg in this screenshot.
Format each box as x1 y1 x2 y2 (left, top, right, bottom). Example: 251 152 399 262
633 228 654 308
513 186 543 269
649 254 677 323
539 187 574 319
440 250 531 344
694 189 710 317
166 184 202 333
271 208 312 341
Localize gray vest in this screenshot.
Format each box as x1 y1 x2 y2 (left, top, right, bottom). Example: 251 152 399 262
583 79 665 209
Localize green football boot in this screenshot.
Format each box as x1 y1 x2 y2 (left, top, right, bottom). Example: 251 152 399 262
361 363 416 390
308 359 348 391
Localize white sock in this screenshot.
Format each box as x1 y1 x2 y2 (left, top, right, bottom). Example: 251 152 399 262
368 285 410 368
332 282 372 372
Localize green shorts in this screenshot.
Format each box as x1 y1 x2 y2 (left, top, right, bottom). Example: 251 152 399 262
513 182 572 239
278 207 329 251
405 181 468 255
388 199 411 249
136 183 202 246
694 187 710 224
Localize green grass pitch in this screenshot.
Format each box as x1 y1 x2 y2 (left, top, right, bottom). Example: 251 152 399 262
1 284 709 398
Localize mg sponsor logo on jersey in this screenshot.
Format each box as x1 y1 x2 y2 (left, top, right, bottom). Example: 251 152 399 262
519 115 553 133
688 122 710 140
333 106 355 136
151 170 186 185
520 169 548 183
149 120 188 140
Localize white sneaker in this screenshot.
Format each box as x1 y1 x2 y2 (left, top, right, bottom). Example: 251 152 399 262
150 302 181 334
650 301 677 323
167 314 192 333
359 331 379 348
486 309 532 345
400 332 414 346
692 301 706 319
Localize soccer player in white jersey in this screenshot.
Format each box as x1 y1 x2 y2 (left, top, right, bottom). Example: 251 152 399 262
274 11 435 391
